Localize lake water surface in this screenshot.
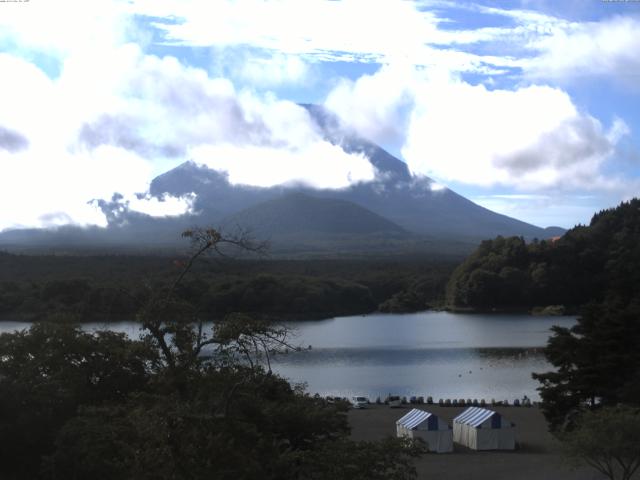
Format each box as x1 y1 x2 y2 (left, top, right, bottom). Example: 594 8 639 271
0 311 576 402
275 311 576 402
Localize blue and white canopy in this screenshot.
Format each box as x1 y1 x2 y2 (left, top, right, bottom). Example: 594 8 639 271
396 408 453 452
454 407 505 428
397 409 438 430
453 407 515 449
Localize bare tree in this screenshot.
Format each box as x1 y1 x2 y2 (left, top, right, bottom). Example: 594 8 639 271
136 227 294 377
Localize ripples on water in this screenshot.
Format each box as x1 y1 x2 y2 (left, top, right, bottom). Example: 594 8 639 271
274 346 544 367
272 346 551 401
273 311 575 401
0 311 575 401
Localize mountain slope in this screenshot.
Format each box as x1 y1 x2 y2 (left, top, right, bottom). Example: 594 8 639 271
151 159 557 241
222 192 406 237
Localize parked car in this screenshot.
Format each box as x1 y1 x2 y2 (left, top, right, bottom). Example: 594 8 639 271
386 395 402 408
350 396 369 409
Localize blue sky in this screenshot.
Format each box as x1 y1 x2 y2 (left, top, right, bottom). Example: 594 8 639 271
0 0 639 230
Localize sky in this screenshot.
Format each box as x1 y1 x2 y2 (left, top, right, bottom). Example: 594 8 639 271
0 0 639 231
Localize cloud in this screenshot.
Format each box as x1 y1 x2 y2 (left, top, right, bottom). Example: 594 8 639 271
0 126 29 153
91 191 194 229
402 80 627 190
324 64 416 145
191 141 374 189
493 116 612 176
127 193 196 218
77 113 185 159
0 53 56 140
524 15 640 83
24 0 628 90
0 39 374 230
324 62 630 192
0 0 132 58
234 52 310 87
72 48 375 189
133 0 441 62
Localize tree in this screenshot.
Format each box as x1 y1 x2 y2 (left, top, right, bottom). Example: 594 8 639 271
561 407 640 480
447 199 640 311
0 227 424 480
533 301 640 430
296 437 424 480
0 323 155 479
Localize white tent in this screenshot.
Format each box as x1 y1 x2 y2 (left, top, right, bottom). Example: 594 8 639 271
396 409 453 453
453 407 516 450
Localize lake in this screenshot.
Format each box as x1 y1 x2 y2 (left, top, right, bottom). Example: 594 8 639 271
0 311 575 402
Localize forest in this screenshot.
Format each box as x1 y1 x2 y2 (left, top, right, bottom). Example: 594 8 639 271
0 251 457 322
446 199 640 312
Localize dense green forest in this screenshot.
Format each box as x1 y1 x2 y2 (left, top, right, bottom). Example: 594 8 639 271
0 251 457 322
446 199 640 311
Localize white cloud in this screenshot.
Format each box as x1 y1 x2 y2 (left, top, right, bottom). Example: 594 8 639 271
128 193 195 217
323 62 630 193
133 0 440 62
191 142 374 189
402 80 627 190
524 15 640 82
130 0 524 76
324 64 417 145
0 40 374 230
8 0 631 88
0 50 166 231
0 54 56 141
235 53 310 87
0 0 131 58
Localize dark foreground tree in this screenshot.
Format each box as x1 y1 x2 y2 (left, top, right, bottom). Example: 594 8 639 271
296 437 423 480
0 228 424 480
0 323 155 479
561 407 640 480
533 301 640 430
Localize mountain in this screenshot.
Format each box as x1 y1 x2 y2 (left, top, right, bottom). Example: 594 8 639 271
150 105 563 242
222 192 405 237
542 226 567 238
0 105 565 254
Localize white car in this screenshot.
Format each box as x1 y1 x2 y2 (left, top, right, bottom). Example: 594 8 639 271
350 396 369 409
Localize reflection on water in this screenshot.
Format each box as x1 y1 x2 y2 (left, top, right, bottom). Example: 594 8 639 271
0 311 575 401
273 311 576 401
272 346 551 401
274 346 544 367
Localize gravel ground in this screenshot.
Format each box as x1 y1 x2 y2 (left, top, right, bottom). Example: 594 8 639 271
348 404 608 480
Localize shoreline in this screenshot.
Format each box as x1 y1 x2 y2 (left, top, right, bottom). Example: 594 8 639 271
0 305 579 324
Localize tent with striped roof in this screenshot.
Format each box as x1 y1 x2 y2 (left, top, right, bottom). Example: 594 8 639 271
396 408 453 453
453 406 516 450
